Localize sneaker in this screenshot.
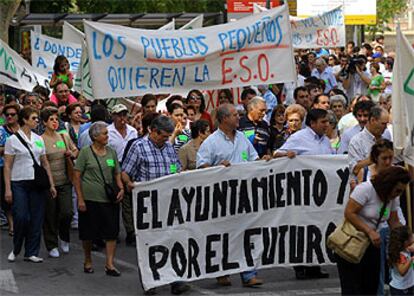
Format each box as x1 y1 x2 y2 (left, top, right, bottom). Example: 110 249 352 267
59 239 70 253
7 251 16 262
49 248 60 258
24 256 44 263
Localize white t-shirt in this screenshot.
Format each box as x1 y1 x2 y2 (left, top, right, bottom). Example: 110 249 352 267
390 250 414 290
4 130 46 181
351 180 399 230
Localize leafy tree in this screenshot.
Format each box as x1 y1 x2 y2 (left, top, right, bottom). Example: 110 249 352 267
366 0 409 40
0 0 22 42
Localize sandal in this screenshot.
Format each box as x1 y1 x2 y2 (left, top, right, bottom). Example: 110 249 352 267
83 264 94 274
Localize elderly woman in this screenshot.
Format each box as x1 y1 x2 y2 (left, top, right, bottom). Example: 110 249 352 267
178 120 210 171
5 106 56 263
326 110 340 153
285 104 306 136
336 166 411 295
73 121 124 276
330 94 347 121
0 103 20 237
41 107 78 258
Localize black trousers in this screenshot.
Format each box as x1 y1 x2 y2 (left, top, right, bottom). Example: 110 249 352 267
336 244 381 295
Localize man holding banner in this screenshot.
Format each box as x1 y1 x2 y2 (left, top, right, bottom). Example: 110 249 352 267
197 103 267 287
121 115 190 295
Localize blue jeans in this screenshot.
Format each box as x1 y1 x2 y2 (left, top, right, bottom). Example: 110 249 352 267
241 270 257 282
12 181 46 257
378 226 390 296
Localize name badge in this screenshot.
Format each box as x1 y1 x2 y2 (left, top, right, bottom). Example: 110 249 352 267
241 151 248 161
170 164 177 174
34 140 44 148
56 140 66 149
106 159 115 167
178 135 188 142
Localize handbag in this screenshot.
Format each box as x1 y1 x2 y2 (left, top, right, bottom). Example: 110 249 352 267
15 132 51 191
90 146 119 203
327 202 388 264
60 134 74 183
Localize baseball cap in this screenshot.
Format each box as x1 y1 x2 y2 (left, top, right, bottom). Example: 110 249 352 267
111 104 128 114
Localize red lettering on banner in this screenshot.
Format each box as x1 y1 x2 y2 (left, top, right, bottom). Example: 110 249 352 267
239 56 252 83
221 57 234 84
316 28 339 47
258 54 270 82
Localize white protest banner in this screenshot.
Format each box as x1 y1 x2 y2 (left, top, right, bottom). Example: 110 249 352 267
179 15 203 30
290 6 345 49
84 4 295 99
132 155 350 290
159 19 175 31
392 26 414 166
74 40 94 100
0 39 49 91
63 21 85 43
31 31 82 78
254 5 345 48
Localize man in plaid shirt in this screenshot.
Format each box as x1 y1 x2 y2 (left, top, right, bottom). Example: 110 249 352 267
121 115 189 295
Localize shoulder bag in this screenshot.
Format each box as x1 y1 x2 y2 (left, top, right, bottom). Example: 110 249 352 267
327 202 388 264
15 132 51 191
90 146 119 203
60 134 74 183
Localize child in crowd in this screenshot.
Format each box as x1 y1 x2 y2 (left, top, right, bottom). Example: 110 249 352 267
50 55 74 89
388 226 414 295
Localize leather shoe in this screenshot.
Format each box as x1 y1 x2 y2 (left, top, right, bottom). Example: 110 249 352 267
216 275 232 286
170 283 190 295
242 277 264 287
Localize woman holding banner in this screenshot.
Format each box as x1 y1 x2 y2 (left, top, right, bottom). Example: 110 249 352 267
336 166 411 295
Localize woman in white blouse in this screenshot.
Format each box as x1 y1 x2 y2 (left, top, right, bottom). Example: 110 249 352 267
4 106 56 263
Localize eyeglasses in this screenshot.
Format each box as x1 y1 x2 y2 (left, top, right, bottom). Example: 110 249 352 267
30 116 39 121
5 113 17 117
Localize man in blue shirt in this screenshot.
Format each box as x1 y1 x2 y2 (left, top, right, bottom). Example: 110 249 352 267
197 103 269 287
275 108 333 280
311 58 337 94
257 85 277 122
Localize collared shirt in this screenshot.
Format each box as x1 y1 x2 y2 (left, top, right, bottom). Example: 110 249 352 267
311 67 337 94
348 127 378 174
238 115 270 157
339 125 392 154
122 136 180 182
345 70 371 100
107 123 138 162
196 129 258 167
277 127 334 155
173 129 191 153
262 90 278 122
4 130 46 181
337 112 358 135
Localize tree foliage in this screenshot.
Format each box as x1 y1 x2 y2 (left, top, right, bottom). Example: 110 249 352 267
0 0 22 42
366 0 409 39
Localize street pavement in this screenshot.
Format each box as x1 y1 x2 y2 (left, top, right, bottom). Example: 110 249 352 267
0 227 340 296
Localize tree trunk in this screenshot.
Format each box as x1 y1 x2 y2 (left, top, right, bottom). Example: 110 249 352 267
0 0 22 43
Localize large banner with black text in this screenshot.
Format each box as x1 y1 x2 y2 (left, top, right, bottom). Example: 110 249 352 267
83 4 295 99
132 155 350 290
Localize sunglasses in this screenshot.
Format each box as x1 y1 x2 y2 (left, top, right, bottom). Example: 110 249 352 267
30 116 39 121
5 113 17 117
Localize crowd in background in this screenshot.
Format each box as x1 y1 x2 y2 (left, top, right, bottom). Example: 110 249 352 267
1 34 414 295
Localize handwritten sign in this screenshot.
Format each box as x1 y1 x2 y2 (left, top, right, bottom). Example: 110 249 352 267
0 39 49 91
83 4 295 99
254 5 345 49
31 31 82 79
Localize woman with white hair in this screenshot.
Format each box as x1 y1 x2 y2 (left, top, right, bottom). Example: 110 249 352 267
73 121 124 276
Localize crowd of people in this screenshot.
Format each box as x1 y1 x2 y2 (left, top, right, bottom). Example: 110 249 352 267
1 34 413 295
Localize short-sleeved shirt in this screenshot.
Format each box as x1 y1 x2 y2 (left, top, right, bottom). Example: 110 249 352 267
238 115 270 157
122 137 180 182
390 250 414 290
42 133 76 186
196 129 258 167
74 146 120 203
311 67 338 94
277 127 334 155
0 126 15 167
367 74 385 101
173 129 191 153
351 180 399 229
178 140 198 170
4 130 46 181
